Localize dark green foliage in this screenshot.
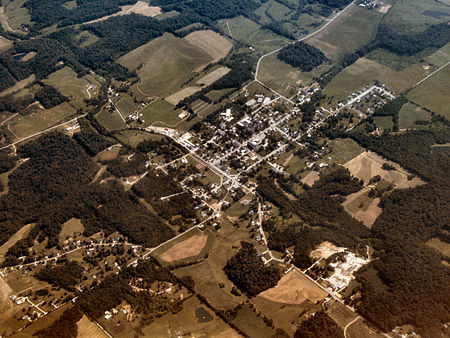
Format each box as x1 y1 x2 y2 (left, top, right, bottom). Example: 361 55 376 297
168 0 259 20
73 119 115 156
0 150 16 174
0 92 35 114
223 242 281 296
36 305 83 338
104 152 147 177
372 96 407 131
136 137 187 161
34 84 68 109
278 41 327 71
294 311 344 338
312 166 363 195
35 261 84 291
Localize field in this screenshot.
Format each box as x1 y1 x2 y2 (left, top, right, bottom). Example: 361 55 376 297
159 231 211 263
217 16 289 53
142 296 234 337
197 67 231 86
9 102 77 140
231 304 276 338
0 35 12 52
0 223 33 263
373 116 394 131
398 102 431 130
84 1 161 24
166 87 201 105
343 151 424 189
119 33 212 98
2 0 31 31
140 99 185 126
77 316 107 338
307 5 383 59
59 218 84 245
407 64 450 119
258 52 329 96
346 317 386 338
43 67 100 103
0 74 35 97
318 137 364 165
95 109 127 131
341 188 382 228
426 238 450 258
258 269 327 304
0 275 13 320
184 30 232 65
253 0 291 25
310 241 344 260
301 171 320 187
324 57 431 101
425 43 450 68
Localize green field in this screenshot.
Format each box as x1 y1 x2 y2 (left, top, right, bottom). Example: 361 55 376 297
383 0 450 34
95 109 127 131
425 43 450 68
3 0 31 31
140 99 184 126
232 304 276 338
119 33 212 98
0 36 12 53
318 138 365 165
259 52 329 96
74 30 99 48
398 102 431 130
308 5 383 59
374 116 394 130
253 0 292 25
407 65 450 119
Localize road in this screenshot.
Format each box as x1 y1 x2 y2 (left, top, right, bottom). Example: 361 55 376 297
254 0 356 81
411 61 450 88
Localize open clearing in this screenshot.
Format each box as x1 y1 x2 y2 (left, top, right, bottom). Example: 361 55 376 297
398 102 431 130
119 33 212 98
301 171 320 187
161 235 208 262
197 67 231 86
166 86 201 105
0 75 35 97
140 99 184 126
407 64 450 119
343 151 424 189
353 197 382 228
346 317 386 338
0 275 13 315
59 218 84 244
84 1 161 24
43 67 97 101
307 5 383 59
184 30 233 65
310 241 345 260
0 35 12 52
77 315 107 338
426 238 450 258
0 223 33 263
258 269 327 304
341 188 383 228
2 0 32 31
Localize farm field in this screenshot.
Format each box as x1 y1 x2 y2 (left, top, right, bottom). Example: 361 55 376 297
140 99 185 126
2 0 31 31
342 188 382 228
253 0 292 25
308 5 383 59
59 218 84 245
258 52 329 97
84 1 161 24
95 109 127 131
318 137 365 165
0 75 35 97
258 269 327 304
407 64 450 119
166 86 201 105
425 43 450 68
8 102 77 140
232 304 276 338
197 67 230 86
76 315 107 338
184 30 232 65
0 35 12 52
398 102 431 130
323 57 431 101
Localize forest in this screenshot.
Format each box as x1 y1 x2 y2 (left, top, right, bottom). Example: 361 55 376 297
371 95 407 131
294 311 344 338
34 261 84 292
223 241 281 296
277 41 327 71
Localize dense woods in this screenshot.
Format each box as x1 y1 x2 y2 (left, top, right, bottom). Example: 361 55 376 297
34 83 68 109
224 242 281 296
73 119 115 156
294 311 344 338
278 41 327 71
372 96 407 131
35 261 84 292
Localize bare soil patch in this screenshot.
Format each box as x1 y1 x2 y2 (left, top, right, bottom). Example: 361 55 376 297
77 315 107 338
21 51 36 62
310 241 344 260
166 86 201 105
85 1 161 24
301 171 320 187
378 5 391 14
197 67 231 86
212 328 241 338
161 235 208 262
259 269 327 304
283 153 294 166
184 30 232 66
0 275 13 314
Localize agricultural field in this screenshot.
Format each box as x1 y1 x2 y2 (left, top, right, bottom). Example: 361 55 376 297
342 188 382 228
2 0 31 31
318 138 365 166
0 35 12 53
231 304 276 338
184 30 232 65
398 102 431 130
0 75 35 97
95 108 127 131
197 67 231 86
58 218 84 245
407 64 450 119
253 0 292 25
308 5 383 59
76 315 107 338
8 102 77 140
425 43 450 68
84 1 161 24
140 99 185 126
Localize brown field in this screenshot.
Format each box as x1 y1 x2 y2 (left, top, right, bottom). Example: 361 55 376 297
343 151 424 189
258 269 327 304
347 317 386 338
354 197 382 228
426 238 450 258
84 1 161 24
166 86 201 105
378 4 391 13
310 241 344 260
184 30 233 65
20 51 36 62
0 223 34 263
0 6 13 32
301 171 320 187
197 66 231 86
212 328 241 338
161 235 208 262
77 315 107 338
326 300 357 327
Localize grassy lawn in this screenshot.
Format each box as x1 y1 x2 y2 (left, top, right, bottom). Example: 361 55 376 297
319 138 365 165
95 109 127 131
140 99 184 126
374 116 394 130
407 64 450 119
43 67 91 101
119 33 212 98
398 102 431 130
285 155 305 175
307 5 383 60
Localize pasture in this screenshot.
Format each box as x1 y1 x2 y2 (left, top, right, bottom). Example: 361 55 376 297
407 64 450 119
426 238 450 258
0 74 35 97
318 137 364 165
307 5 383 59
95 109 127 131
166 87 201 105
59 218 84 245
77 315 107 338
301 171 320 187
196 66 231 86
119 33 212 98
231 304 276 338
184 30 232 65
0 35 12 53
258 269 327 304
253 0 292 25
84 1 161 24
140 99 184 126
2 0 31 31
398 102 431 130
